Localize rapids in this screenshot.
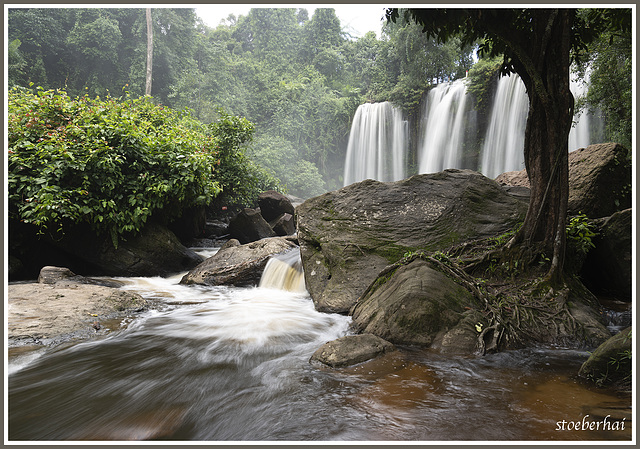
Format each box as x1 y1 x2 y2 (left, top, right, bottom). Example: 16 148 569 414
7 248 632 442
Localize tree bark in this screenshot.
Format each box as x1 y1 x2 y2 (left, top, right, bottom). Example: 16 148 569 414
509 10 574 284
145 8 153 96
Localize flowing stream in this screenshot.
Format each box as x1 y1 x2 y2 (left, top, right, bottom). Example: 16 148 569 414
7 248 631 442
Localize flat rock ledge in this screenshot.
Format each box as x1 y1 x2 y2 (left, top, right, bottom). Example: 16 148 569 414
310 334 396 368
8 270 148 348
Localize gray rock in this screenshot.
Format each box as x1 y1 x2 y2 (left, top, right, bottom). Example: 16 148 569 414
38 266 78 284
310 334 395 368
296 169 527 313
269 213 296 236
228 208 277 244
258 190 295 222
8 281 147 347
350 258 479 346
431 309 488 355
567 143 631 218
496 143 632 219
180 236 298 287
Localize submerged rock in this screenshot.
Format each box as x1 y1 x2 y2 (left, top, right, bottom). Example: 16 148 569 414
180 236 298 287
296 169 528 313
310 334 396 368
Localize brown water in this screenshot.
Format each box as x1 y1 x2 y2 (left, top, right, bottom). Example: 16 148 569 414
7 253 633 442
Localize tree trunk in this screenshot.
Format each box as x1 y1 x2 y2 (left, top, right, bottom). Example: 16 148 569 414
510 10 574 284
145 8 153 96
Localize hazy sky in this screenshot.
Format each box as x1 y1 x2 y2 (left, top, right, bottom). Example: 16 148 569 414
194 4 389 38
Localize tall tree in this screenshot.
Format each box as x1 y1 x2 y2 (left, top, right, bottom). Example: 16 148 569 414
387 8 631 284
145 7 153 95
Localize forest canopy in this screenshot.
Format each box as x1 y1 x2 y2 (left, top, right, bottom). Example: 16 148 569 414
7 7 632 199
7 7 476 197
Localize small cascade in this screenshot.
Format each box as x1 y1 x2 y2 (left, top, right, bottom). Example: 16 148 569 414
418 79 471 174
259 248 306 293
480 73 528 179
343 102 407 186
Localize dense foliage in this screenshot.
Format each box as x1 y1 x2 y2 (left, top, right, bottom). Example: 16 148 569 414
7 86 270 246
7 7 474 195
573 16 632 150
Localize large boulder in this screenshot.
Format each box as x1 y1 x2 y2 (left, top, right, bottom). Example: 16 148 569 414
350 257 480 347
495 143 631 219
567 143 631 218
46 222 203 277
296 169 528 313
258 190 295 222
180 236 298 287
228 208 277 244
8 272 147 347
581 209 632 301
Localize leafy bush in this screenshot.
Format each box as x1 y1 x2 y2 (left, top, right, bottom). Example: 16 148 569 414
566 213 598 255
8 86 225 246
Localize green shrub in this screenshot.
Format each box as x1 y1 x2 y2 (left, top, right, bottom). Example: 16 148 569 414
208 109 282 210
566 212 598 255
8 86 224 247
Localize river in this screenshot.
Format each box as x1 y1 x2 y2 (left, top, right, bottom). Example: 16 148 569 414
7 248 632 442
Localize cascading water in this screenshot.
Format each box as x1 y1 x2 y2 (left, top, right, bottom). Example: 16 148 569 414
417 79 471 174
480 73 599 178
480 73 529 179
343 102 407 186
568 77 594 152
259 248 306 293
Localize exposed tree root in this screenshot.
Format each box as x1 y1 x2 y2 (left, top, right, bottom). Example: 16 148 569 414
392 236 595 352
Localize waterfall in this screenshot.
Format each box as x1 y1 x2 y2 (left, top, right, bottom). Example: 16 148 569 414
259 247 306 293
568 77 592 152
417 79 471 174
343 102 407 186
480 73 599 178
480 73 528 179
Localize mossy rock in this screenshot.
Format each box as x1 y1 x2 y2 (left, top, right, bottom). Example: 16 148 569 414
350 258 480 347
296 169 527 313
579 327 632 388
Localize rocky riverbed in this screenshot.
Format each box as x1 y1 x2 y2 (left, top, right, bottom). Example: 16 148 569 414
8 267 149 348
